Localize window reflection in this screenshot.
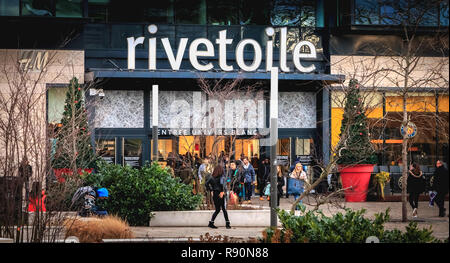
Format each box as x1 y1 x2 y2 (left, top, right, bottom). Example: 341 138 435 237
354 0 446 27
270 0 316 27
56 0 82 17
0 0 19 16
22 0 54 16
207 0 238 25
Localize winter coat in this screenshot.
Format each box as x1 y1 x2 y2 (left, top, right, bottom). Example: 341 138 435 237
277 174 285 195
258 164 271 184
206 175 227 193
433 166 449 194
241 164 256 183
407 170 425 193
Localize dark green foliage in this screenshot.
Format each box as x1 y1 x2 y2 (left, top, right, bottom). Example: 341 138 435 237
82 161 203 226
262 207 440 243
52 77 97 169
337 79 378 164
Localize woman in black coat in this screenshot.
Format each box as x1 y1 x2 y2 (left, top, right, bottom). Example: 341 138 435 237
206 165 231 229
276 166 285 207
407 163 425 218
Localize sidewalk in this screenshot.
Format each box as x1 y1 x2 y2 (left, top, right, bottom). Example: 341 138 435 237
131 196 449 241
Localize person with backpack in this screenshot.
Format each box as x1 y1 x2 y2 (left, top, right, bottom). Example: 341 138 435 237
206 165 231 229
73 186 109 217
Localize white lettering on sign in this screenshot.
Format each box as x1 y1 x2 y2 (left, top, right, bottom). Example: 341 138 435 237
127 25 317 73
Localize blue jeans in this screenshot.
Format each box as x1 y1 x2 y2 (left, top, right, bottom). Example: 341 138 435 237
244 182 253 201
293 188 304 208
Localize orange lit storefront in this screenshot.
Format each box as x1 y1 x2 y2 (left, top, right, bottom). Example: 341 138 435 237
331 91 449 166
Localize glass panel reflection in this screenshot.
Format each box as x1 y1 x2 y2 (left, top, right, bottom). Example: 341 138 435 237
124 138 142 168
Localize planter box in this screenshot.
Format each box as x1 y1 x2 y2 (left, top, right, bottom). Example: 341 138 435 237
149 210 282 227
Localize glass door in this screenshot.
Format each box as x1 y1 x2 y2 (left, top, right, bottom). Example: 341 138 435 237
122 138 143 168
96 138 117 164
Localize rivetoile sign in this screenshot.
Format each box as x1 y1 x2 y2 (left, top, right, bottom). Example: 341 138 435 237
127 25 317 73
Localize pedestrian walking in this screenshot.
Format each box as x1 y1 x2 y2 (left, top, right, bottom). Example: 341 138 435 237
258 158 270 201
407 163 425 218
433 160 449 217
276 165 285 207
19 156 32 203
289 162 307 205
206 165 231 229
241 156 256 203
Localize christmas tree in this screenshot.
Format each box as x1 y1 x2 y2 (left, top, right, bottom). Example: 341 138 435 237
52 77 97 169
337 79 377 165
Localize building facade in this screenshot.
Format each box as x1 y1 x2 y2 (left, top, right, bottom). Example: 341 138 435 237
1 1 448 182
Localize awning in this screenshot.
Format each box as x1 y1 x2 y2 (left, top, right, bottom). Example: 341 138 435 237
86 68 345 84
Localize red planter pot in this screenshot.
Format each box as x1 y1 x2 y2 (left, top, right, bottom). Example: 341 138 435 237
53 168 94 183
339 164 375 202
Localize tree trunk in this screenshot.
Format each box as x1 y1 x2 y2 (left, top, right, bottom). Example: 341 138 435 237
401 93 408 222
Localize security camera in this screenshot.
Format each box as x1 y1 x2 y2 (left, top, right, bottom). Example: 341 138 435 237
97 89 105 99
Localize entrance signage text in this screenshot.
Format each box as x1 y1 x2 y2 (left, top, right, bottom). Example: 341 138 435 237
127 25 317 73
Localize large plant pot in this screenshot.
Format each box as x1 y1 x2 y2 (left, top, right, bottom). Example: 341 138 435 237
53 168 94 183
339 164 375 202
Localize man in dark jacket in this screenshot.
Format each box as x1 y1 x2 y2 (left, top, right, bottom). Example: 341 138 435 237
257 158 270 200
433 160 449 217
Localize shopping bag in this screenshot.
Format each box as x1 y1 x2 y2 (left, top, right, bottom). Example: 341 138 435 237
229 192 238 205
288 178 303 195
264 183 271 196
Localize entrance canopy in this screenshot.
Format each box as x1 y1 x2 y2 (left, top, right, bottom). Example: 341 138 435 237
86 68 345 84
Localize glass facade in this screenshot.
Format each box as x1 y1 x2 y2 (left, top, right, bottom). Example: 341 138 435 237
353 0 449 26
331 91 450 166
0 0 19 16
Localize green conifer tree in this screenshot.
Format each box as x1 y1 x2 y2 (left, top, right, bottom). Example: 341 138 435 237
337 79 378 165
52 77 97 169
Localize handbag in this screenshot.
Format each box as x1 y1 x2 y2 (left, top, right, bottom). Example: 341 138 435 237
288 178 303 195
264 183 271 196
229 192 238 205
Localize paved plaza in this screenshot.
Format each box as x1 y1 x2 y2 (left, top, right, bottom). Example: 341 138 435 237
131 196 449 241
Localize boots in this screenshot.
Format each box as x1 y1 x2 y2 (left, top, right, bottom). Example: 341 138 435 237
226 221 231 229
208 221 218 229
439 208 446 217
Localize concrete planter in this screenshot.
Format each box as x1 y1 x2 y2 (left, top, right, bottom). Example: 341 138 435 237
149 209 281 227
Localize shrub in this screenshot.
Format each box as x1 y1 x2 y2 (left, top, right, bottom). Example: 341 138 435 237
262 207 440 243
82 161 203 226
64 215 134 243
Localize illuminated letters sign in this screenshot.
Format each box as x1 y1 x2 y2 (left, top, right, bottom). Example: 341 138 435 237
127 25 317 73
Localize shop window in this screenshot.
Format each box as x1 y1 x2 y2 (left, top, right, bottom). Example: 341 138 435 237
47 86 69 125
96 139 116 164
179 136 197 156
235 139 259 160
151 139 174 160
295 138 311 156
0 0 20 16
123 138 142 168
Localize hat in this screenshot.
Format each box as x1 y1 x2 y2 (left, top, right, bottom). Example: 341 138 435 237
97 188 109 198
